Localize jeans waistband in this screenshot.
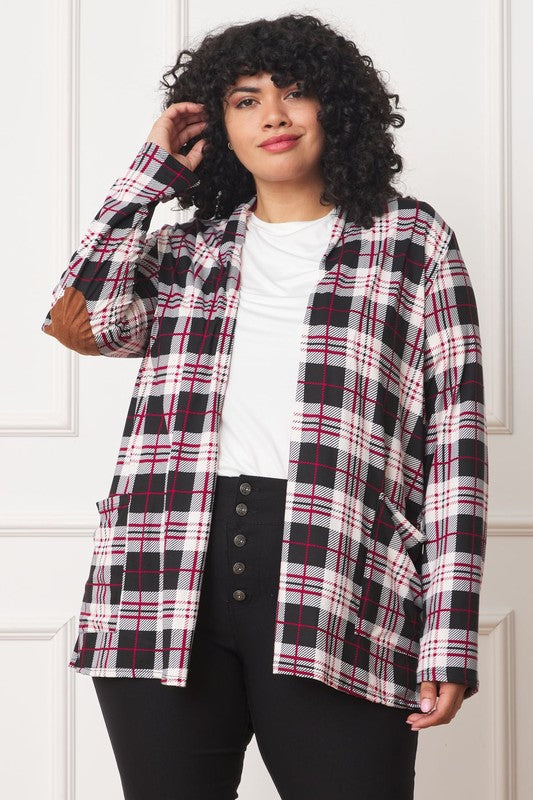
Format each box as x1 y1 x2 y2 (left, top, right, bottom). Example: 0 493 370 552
213 473 288 525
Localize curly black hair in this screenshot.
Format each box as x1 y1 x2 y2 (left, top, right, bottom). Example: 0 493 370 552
159 13 406 229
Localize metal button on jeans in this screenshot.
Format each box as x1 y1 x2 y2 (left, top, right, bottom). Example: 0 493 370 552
233 533 247 547
232 589 246 601
232 562 245 575
235 503 248 516
239 481 252 495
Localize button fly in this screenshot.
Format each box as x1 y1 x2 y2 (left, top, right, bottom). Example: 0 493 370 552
232 562 245 575
235 502 248 516
233 534 247 547
233 590 246 601
239 481 252 495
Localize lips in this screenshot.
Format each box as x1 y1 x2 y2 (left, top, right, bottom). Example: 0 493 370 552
260 135 301 147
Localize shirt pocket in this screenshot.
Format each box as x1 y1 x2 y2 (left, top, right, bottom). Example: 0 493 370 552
79 492 130 633
357 492 425 641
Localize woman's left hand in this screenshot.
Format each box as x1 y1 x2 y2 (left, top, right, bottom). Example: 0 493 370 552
406 681 467 730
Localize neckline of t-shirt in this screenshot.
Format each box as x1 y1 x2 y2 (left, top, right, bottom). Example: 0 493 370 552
248 208 337 234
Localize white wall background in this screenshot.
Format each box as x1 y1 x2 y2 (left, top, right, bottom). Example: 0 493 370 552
0 0 531 797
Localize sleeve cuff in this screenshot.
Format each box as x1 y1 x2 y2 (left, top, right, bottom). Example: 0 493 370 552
417 665 479 700
129 141 201 204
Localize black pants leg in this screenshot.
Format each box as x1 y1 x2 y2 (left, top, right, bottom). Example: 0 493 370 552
92 473 419 800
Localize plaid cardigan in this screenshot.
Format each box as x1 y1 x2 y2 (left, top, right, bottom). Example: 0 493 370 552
42 141 489 710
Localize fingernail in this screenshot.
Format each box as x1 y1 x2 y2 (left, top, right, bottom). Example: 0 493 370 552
421 698 432 712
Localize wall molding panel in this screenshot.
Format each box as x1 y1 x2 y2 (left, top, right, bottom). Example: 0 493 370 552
485 0 513 435
480 610 516 800
2 0 81 436
0 618 76 799
0 516 527 538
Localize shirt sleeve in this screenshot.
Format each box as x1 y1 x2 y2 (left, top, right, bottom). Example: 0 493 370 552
416 227 489 699
41 141 200 358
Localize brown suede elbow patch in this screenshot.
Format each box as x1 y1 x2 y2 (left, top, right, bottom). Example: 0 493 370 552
44 286 100 355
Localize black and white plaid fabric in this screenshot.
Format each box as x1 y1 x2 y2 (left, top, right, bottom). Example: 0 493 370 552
42 142 489 710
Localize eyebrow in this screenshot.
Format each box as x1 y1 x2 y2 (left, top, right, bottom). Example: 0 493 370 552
225 82 300 100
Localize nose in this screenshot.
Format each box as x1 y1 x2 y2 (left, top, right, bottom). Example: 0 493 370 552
261 98 291 128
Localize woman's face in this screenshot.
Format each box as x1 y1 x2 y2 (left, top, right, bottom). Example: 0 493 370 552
222 71 326 187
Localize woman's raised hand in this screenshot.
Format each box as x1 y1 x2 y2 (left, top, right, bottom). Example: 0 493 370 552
145 102 208 173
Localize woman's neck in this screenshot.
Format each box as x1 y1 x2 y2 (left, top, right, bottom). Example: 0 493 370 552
252 180 335 223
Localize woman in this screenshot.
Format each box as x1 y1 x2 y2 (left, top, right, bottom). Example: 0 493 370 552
42 13 489 800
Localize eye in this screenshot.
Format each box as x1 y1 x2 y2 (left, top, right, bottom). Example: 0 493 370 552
235 89 304 109
235 97 256 109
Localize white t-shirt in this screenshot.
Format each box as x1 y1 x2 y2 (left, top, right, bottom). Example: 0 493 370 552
217 207 336 479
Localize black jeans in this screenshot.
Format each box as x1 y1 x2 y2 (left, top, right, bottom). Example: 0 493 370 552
92 473 419 800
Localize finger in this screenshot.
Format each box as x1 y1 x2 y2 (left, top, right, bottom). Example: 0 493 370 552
406 681 438 725
419 681 438 713
440 682 467 699
183 138 206 172
167 101 205 112
165 103 206 122
407 691 457 730
167 108 207 125
173 121 208 152
440 684 466 716
171 118 208 146
407 704 445 730
406 683 467 730
180 120 209 138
